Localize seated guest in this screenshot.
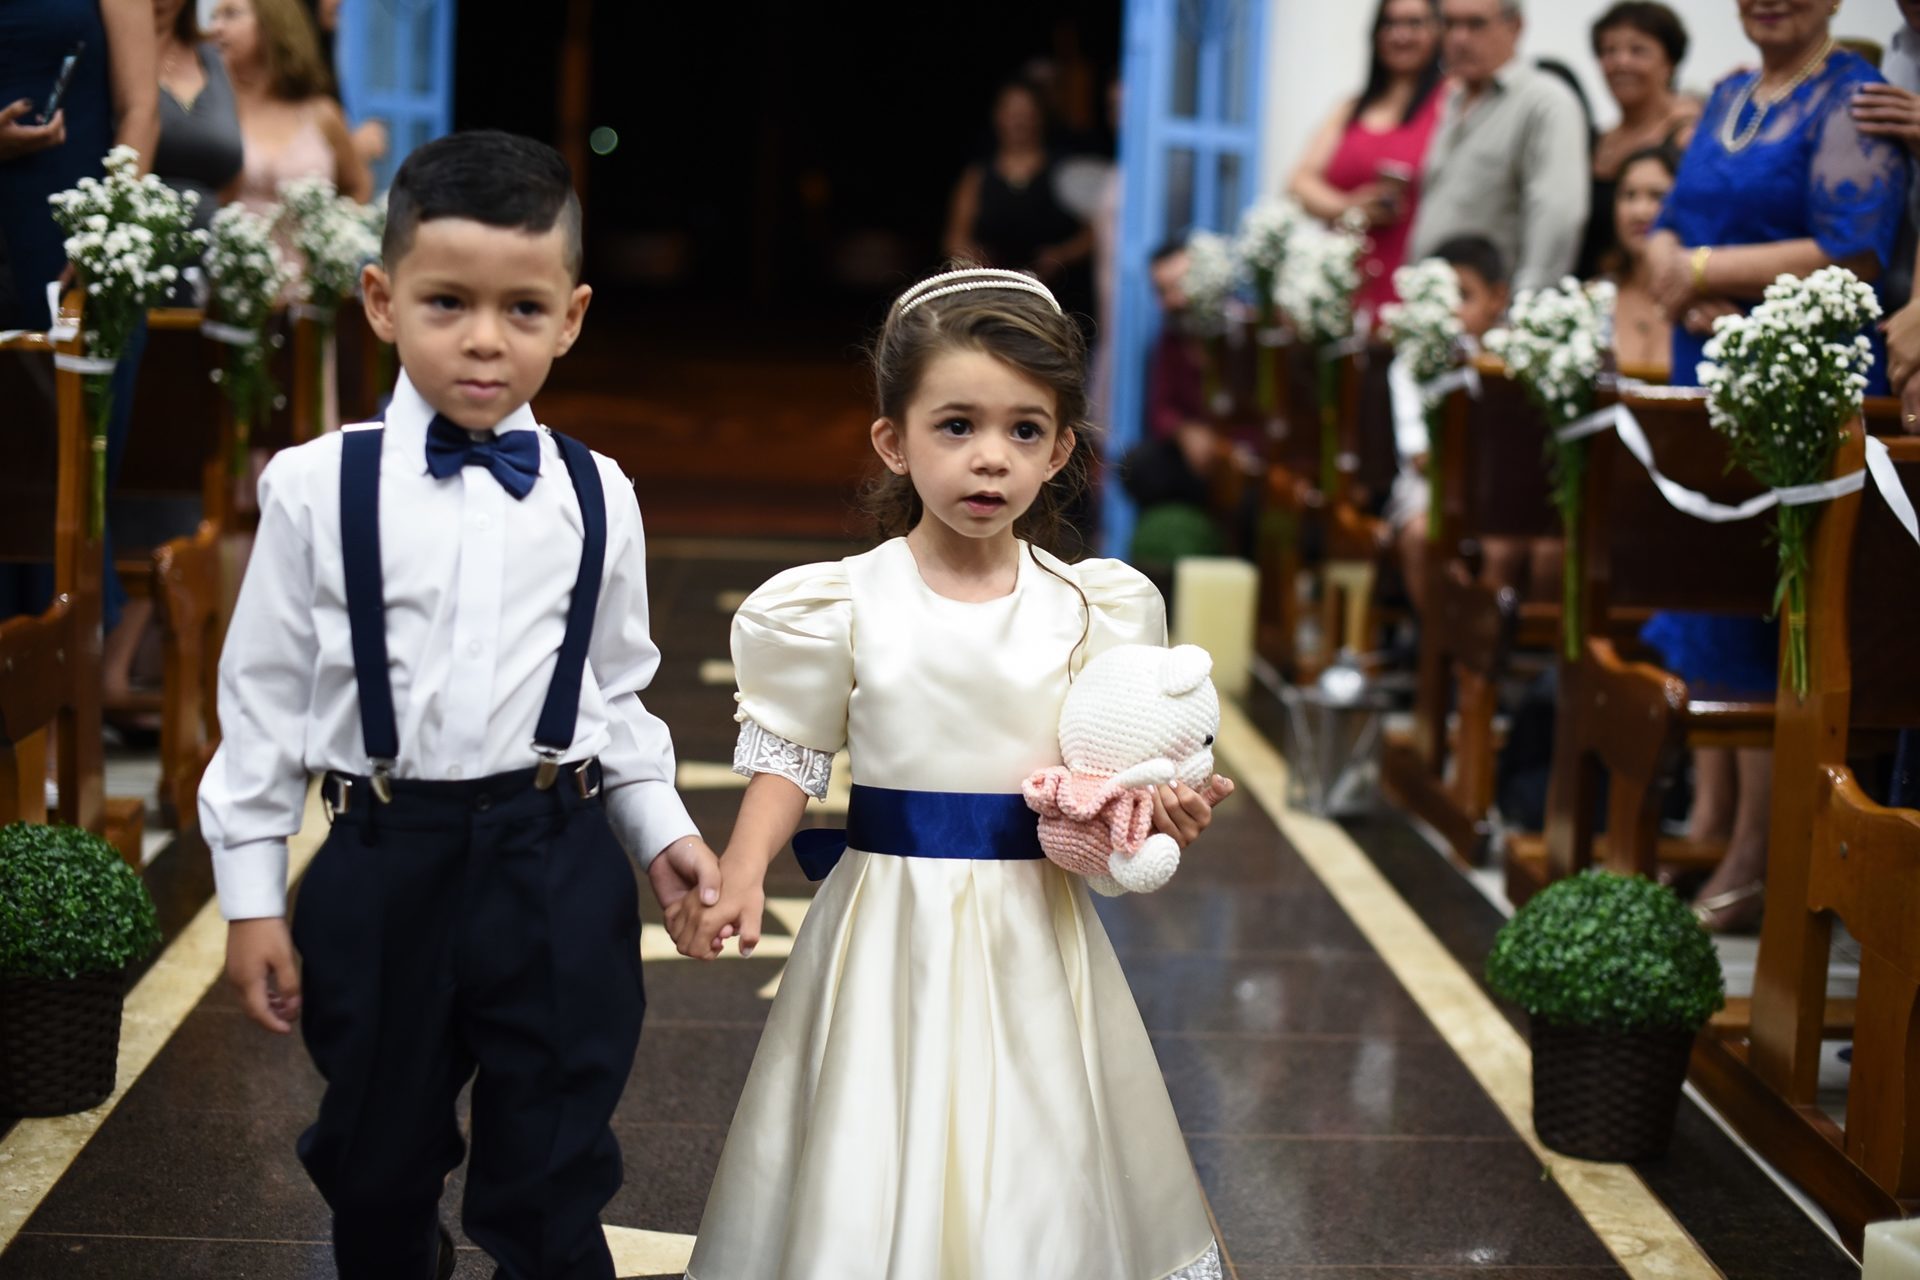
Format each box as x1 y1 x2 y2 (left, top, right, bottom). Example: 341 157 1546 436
1386 234 1508 613
1287 0 1446 315
1643 4 1907 931
1407 0 1590 294
1580 2 1699 278
1603 145 1678 376
1121 241 1223 560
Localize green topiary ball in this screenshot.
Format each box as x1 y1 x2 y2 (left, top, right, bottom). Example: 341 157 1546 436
0 823 161 982
1485 870 1725 1034
1130 504 1224 564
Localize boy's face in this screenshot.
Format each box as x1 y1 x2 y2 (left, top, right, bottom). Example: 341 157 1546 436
362 217 591 432
1150 249 1190 312
1452 266 1507 340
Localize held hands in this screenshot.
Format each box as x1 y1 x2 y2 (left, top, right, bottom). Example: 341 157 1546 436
1151 776 1236 847
0 100 65 162
668 852 766 961
647 834 723 920
226 918 302 1034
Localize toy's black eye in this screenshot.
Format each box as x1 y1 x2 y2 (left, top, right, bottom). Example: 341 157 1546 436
1203 735 1215 746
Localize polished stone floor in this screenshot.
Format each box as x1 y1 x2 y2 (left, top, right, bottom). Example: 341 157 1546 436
0 544 1860 1279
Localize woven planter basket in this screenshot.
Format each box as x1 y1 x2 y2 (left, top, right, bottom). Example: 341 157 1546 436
1531 1018 1694 1162
0 970 129 1116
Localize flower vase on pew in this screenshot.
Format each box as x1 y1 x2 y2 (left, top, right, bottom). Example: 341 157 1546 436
1277 214 1365 496
1381 257 1464 544
203 204 297 481
1236 197 1306 420
47 147 206 539
1181 229 1240 418
1698 266 1879 699
278 178 383 438
1485 277 1615 662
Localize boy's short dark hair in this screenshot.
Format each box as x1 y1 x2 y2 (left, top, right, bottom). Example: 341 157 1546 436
383 130 584 280
1149 238 1189 267
1431 235 1509 289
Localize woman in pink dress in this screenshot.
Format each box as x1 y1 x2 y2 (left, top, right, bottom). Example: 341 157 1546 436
1288 0 1445 317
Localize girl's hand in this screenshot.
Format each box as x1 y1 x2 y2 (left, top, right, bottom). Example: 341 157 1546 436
681 857 767 960
1152 777 1235 848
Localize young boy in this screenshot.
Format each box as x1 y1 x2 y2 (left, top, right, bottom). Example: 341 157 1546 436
200 131 722 1280
1387 234 1510 612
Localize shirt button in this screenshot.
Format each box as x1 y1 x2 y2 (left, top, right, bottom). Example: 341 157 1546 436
448 764 464 779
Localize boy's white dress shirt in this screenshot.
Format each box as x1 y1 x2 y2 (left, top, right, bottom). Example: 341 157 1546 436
199 372 696 920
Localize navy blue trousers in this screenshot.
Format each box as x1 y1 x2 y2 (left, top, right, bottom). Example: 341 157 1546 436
291 765 645 1280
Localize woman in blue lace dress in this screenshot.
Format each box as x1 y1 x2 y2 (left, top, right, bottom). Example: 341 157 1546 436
1640 0 1908 931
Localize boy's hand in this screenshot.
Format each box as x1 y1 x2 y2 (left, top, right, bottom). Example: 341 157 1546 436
680 859 767 960
1152 776 1236 848
647 835 722 918
226 918 302 1033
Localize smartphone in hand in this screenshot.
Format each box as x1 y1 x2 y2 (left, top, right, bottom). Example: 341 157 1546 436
39 42 85 126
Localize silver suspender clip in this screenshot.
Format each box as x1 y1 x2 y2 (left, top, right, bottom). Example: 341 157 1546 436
533 747 562 791
370 759 395 804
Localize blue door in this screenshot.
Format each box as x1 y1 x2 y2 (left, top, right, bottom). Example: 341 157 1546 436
1107 0 1269 558
334 0 457 193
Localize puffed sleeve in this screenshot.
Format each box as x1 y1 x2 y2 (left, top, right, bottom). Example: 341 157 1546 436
1072 556 1169 674
1809 68 1908 271
730 561 854 755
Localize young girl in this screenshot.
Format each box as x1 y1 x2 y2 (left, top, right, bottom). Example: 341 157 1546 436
675 267 1233 1279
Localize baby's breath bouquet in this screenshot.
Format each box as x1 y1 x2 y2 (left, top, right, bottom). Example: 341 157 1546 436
203 204 296 475
1698 267 1878 697
279 177 383 431
1182 229 1240 413
47 146 207 537
1275 215 1366 492
1485 277 1615 660
1236 198 1307 415
1380 258 1464 541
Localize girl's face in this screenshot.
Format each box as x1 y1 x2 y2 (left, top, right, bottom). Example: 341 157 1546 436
1596 24 1673 111
1737 0 1829 59
208 0 262 72
1613 157 1673 258
1377 0 1439 77
994 88 1044 150
874 349 1075 545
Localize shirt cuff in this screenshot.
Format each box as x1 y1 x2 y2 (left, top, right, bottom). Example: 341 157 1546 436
212 838 292 921
732 718 834 800
604 777 699 869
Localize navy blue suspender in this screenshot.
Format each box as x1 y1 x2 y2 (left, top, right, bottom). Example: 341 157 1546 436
337 424 609 798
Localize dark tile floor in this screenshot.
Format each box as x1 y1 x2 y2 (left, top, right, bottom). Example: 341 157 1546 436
0 548 1840 1278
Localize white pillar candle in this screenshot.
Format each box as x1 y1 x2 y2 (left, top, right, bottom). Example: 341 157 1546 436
1172 557 1258 699
1866 1220 1920 1279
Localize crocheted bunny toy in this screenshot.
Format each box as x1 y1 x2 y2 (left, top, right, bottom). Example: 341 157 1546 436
1022 643 1222 896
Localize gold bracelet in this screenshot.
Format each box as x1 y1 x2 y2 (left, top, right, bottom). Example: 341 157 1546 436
1690 246 1713 293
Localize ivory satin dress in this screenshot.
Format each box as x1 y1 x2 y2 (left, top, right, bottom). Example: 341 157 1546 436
685 538 1221 1280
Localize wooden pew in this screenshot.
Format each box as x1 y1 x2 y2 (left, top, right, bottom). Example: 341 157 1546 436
152 520 221 830
1314 343 1400 664
0 292 142 862
1691 429 1920 1252
1508 387 1778 901
1380 359 1557 864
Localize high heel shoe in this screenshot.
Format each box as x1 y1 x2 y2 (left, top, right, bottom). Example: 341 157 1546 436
1693 880 1765 934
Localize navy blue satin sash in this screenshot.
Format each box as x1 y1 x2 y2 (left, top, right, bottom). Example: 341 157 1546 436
790 784 1044 881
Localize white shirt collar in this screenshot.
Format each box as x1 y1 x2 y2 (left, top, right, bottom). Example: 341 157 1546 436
384 369 540 443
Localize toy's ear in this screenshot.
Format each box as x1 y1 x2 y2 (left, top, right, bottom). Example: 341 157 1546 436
1161 644 1214 696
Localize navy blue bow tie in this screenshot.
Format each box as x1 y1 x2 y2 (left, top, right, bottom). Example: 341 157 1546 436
424 414 540 499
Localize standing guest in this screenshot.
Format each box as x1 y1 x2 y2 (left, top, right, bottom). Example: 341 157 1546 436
296 0 388 173
1604 145 1679 375
0 0 158 629
152 0 242 234
1643 0 1908 932
1287 0 1446 314
207 0 369 211
1863 0 1920 429
205 132 721 1279
944 79 1096 334
1580 2 1700 279
1407 0 1589 295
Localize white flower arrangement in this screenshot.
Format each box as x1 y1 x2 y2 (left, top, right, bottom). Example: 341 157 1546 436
278 176 382 315
1234 196 1307 322
1485 276 1617 659
1274 215 1365 349
47 145 208 536
204 204 297 472
1380 258 1464 396
1181 229 1240 339
1697 266 1881 696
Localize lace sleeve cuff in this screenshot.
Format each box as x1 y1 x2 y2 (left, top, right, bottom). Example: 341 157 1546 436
732 718 833 800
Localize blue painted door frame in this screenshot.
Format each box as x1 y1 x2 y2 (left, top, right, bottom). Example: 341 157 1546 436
335 0 457 193
1107 0 1269 558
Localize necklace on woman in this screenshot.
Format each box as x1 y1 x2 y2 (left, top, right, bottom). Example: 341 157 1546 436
1719 36 1835 154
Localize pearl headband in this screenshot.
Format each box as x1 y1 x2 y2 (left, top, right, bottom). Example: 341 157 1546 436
894 268 1064 317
